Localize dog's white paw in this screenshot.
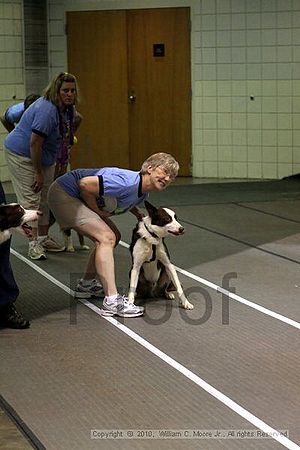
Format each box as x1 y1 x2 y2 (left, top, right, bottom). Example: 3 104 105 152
182 301 194 310
80 244 90 250
179 293 194 310
165 291 175 300
64 235 74 252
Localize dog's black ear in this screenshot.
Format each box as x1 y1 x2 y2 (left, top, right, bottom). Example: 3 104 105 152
144 201 157 216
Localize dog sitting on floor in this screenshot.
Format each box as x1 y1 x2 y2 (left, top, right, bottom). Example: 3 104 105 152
0 203 39 244
128 201 194 310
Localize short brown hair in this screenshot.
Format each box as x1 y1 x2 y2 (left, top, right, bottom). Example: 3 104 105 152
141 152 179 179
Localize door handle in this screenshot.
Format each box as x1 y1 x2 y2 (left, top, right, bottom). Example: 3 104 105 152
128 92 136 102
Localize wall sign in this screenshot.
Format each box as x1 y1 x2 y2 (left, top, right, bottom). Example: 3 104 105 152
153 43 165 57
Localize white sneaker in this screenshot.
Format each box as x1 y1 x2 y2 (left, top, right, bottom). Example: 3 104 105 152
103 294 144 318
39 236 65 252
28 241 46 260
74 279 104 298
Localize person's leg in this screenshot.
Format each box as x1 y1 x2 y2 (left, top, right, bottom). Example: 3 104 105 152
80 217 121 282
80 248 96 279
75 216 122 296
37 164 64 252
0 239 30 329
48 183 143 316
0 182 29 328
75 220 118 296
5 150 39 229
0 238 19 306
0 182 19 305
4 149 45 260
74 220 143 317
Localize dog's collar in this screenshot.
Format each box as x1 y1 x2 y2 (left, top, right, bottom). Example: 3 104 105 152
143 222 159 239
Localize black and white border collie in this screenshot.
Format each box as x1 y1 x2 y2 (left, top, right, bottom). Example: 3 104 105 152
128 201 194 310
0 203 39 244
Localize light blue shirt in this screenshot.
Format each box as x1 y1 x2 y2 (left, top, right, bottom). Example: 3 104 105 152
4 102 24 124
4 97 61 166
56 167 148 215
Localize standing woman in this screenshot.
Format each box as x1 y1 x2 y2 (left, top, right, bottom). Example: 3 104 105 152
4 72 79 260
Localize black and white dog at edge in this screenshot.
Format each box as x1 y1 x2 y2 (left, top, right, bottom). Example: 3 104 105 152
128 200 194 310
0 203 40 244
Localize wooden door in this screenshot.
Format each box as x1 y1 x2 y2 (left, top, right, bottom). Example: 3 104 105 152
127 8 191 174
67 8 191 175
67 11 129 168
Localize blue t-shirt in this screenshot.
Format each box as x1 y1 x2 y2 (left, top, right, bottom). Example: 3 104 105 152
5 102 24 124
4 97 61 166
56 167 148 215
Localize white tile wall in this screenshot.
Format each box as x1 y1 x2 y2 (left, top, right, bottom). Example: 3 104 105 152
193 0 300 179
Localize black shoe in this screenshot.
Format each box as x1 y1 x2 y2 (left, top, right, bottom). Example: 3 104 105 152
0 303 30 329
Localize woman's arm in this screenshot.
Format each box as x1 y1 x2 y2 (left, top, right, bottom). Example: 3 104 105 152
78 176 111 218
30 132 45 193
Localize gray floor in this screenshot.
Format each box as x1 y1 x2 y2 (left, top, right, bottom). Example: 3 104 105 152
0 179 300 450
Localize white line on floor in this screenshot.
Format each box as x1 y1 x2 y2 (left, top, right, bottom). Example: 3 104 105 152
119 241 300 330
83 300 299 450
10 247 300 449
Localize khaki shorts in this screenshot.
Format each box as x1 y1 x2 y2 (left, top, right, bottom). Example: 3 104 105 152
47 181 102 230
5 148 55 226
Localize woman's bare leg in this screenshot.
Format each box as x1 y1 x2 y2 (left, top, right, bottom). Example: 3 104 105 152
81 247 96 280
74 219 118 297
